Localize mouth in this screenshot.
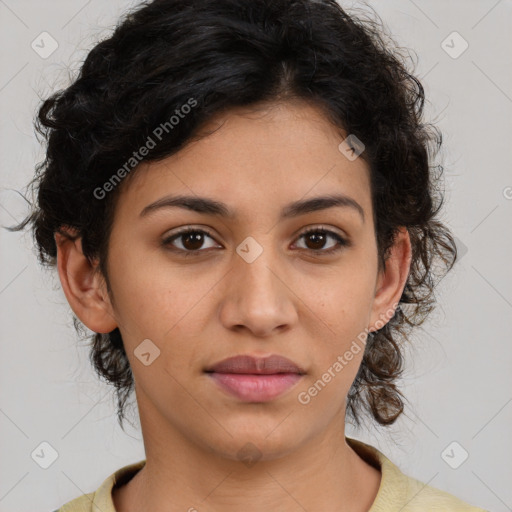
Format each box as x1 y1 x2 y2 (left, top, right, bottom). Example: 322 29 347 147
204 354 306 402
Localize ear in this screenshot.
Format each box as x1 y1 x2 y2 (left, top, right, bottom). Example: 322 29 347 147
55 229 117 334
368 226 412 332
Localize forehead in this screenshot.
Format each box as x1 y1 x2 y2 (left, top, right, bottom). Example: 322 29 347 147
115 100 372 223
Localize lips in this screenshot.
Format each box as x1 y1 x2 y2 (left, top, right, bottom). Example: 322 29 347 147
204 354 306 402
204 354 306 375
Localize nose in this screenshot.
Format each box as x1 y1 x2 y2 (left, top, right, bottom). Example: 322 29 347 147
218 246 298 338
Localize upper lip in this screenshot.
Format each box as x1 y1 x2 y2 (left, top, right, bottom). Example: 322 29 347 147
204 354 306 375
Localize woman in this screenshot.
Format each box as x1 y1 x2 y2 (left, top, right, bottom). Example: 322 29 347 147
14 0 487 510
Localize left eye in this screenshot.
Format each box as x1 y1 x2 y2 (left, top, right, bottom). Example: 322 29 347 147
162 227 348 256
294 227 348 254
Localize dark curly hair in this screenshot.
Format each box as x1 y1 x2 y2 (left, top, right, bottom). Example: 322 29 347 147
8 0 457 430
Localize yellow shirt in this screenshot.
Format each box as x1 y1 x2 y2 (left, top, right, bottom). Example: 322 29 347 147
55 437 487 511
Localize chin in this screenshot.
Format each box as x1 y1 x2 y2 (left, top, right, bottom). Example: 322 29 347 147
202 421 306 463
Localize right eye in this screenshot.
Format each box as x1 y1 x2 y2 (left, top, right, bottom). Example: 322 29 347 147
162 228 221 256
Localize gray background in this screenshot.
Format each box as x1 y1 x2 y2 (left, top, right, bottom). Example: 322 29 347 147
0 1 511 511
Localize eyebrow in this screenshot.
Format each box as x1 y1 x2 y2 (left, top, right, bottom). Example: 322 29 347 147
140 193 365 222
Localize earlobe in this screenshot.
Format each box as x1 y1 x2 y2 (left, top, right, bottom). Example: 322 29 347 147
368 227 412 332
55 230 117 334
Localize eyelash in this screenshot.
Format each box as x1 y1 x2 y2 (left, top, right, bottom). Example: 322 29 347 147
161 226 349 257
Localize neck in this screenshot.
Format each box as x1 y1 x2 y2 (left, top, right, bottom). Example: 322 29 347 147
113 396 381 512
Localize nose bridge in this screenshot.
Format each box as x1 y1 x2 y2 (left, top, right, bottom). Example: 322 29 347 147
235 235 283 303
239 241 279 288
221 235 297 335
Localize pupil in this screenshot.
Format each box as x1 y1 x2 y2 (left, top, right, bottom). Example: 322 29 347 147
184 232 203 250
308 232 325 250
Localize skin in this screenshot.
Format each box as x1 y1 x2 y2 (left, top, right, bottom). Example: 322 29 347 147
55 99 412 512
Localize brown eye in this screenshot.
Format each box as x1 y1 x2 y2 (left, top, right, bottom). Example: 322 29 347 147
162 228 219 254
180 231 206 251
295 227 349 255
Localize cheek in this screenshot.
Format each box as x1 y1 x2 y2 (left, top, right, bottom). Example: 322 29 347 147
108 246 215 342
106 253 218 396
296 328 366 415
295 350 365 422
302 273 373 393
307 270 375 340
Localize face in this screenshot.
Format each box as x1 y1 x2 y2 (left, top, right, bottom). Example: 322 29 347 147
66 100 410 462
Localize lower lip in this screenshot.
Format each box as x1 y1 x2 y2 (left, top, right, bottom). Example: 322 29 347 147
207 372 303 402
